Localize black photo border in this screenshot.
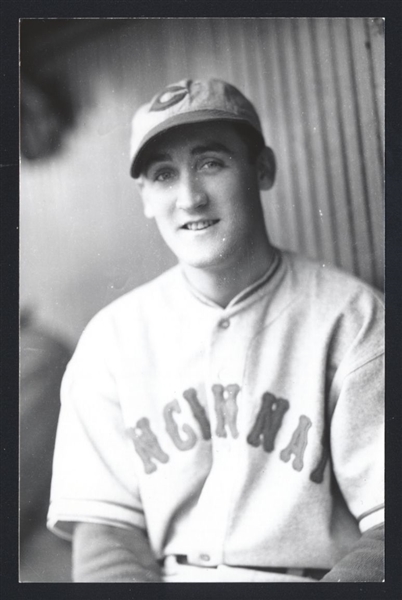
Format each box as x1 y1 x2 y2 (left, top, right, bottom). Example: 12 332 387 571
1 2 401 600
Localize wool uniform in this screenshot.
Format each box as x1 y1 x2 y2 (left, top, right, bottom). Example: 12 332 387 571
48 249 384 582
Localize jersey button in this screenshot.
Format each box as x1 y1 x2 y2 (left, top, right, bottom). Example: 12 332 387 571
200 554 211 562
219 319 230 329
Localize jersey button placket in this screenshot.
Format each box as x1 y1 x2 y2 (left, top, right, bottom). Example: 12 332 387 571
216 316 234 383
196 313 236 566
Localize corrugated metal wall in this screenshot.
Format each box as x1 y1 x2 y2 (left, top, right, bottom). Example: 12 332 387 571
20 18 384 344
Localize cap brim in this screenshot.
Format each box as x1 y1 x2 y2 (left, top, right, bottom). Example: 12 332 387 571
130 110 263 178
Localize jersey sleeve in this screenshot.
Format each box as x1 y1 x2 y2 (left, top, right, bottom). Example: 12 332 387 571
47 312 146 541
329 293 384 534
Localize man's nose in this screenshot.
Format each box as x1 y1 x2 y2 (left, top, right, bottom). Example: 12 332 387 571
175 173 208 211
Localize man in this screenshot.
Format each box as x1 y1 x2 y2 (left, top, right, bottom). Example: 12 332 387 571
47 79 384 582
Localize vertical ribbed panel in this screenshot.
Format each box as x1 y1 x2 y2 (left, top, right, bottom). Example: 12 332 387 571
220 17 385 289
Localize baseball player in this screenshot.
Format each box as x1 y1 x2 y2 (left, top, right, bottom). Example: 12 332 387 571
47 79 384 582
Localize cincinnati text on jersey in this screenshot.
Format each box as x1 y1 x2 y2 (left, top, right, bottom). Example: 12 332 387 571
129 385 329 483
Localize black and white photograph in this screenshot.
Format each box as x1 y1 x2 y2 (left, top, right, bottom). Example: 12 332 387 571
19 17 385 584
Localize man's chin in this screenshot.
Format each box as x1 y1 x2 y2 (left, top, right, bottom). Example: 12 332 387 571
178 253 231 272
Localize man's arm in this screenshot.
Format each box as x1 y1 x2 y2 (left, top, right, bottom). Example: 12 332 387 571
72 523 163 582
320 524 384 582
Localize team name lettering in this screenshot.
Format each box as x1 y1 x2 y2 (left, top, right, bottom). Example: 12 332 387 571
182 388 211 440
163 399 197 451
212 383 240 438
131 386 326 482
309 430 330 484
280 415 312 471
130 417 169 474
247 392 289 451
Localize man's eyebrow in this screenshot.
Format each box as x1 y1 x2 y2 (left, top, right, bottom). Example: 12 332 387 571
144 152 172 170
143 142 233 173
191 142 233 156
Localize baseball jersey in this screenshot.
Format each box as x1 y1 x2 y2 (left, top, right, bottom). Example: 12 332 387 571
47 249 384 581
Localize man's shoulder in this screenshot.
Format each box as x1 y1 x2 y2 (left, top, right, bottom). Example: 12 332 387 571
280 250 384 318
104 264 183 314
83 265 183 335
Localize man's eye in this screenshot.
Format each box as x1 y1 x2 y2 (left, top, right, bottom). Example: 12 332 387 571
200 159 222 170
154 170 174 182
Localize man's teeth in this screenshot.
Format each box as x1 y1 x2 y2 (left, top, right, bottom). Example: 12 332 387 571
185 220 215 231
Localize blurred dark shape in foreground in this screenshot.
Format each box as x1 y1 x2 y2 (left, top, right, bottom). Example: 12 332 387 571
20 21 80 161
20 307 73 581
20 19 127 161
20 71 75 161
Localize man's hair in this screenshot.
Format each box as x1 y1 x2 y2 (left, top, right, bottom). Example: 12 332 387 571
231 122 265 164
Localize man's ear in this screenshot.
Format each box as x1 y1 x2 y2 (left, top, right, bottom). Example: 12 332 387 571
135 177 155 219
257 146 276 191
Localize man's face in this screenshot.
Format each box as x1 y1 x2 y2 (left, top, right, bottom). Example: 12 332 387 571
137 121 274 272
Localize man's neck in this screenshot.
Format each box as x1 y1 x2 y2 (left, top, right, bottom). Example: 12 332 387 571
181 240 276 308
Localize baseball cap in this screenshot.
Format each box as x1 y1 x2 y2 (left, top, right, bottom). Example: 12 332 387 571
129 78 265 178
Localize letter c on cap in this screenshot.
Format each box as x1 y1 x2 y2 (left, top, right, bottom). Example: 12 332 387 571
150 85 188 112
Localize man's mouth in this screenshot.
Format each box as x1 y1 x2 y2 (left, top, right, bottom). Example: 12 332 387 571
182 219 219 231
